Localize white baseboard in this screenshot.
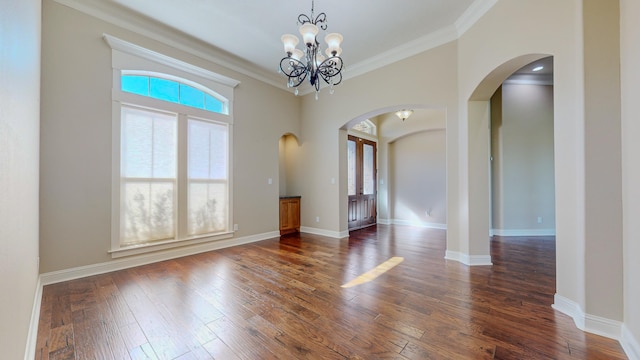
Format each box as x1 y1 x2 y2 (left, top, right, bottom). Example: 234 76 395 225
300 226 348 239
378 218 447 230
24 276 43 360
40 231 279 285
622 324 640 360
491 228 556 236
444 250 492 266
552 294 623 340
552 293 585 330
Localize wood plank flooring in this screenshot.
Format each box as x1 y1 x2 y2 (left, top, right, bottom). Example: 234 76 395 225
35 225 627 359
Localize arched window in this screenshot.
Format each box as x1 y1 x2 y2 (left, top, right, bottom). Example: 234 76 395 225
105 34 240 257
120 72 228 114
352 119 377 136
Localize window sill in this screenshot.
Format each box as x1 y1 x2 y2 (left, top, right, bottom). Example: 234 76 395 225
109 232 234 258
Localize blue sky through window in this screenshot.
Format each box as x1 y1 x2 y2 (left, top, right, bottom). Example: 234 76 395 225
121 75 149 96
179 84 205 108
150 77 179 103
121 74 225 114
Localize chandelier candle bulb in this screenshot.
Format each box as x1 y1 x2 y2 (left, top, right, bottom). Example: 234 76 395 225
299 23 319 46
281 34 299 54
292 49 304 61
325 33 343 55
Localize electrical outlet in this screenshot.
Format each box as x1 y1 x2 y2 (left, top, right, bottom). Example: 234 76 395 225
316 216 320 223
234 224 238 231
537 216 543 224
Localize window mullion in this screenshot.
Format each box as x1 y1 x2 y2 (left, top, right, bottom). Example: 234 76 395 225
177 113 189 240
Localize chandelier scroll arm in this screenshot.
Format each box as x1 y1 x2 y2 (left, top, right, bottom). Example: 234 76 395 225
279 57 309 88
316 57 344 85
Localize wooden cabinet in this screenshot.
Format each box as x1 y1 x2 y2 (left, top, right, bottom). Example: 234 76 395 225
279 196 300 235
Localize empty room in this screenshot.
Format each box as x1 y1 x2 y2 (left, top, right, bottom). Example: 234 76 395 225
2 0 639 359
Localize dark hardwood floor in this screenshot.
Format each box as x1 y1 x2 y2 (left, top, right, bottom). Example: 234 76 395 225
35 225 627 359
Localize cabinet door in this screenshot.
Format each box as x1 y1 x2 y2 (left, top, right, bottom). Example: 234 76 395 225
290 198 300 229
280 200 291 230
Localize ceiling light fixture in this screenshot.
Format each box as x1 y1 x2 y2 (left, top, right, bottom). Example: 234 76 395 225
395 109 414 121
532 65 544 72
279 0 344 99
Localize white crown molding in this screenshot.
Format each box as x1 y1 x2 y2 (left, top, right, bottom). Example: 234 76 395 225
492 228 556 237
455 0 499 36
52 0 283 89
40 231 279 285
342 26 458 83
53 0 498 95
103 34 240 88
293 24 458 97
622 324 640 360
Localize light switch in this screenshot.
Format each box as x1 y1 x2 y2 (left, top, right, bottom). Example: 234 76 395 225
268 178 273 185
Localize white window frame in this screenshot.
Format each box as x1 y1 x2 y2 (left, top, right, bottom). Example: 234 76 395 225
105 34 240 258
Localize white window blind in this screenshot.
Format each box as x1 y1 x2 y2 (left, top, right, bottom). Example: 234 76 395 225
188 119 229 235
120 106 177 245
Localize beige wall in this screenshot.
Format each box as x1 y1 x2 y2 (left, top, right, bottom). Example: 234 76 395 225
377 110 446 224
39 1 300 272
491 84 555 232
0 0 41 358
583 0 623 321
295 42 459 236
279 134 302 197
457 0 587 310
389 130 446 226
620 0 640 351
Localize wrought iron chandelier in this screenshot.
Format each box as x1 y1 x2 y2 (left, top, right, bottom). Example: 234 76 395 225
279 0 344 98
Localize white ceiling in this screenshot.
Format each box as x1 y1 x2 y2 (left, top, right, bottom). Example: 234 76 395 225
95 0 492 88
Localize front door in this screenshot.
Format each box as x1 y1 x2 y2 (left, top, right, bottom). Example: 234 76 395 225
348 135 377 230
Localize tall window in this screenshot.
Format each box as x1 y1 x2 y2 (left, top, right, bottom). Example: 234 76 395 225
187 119 228 235
120 106 177 245
106 34 239 257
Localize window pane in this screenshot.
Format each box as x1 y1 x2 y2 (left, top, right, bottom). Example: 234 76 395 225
348 140 356 196
188 119 227 179
121 106 177 246
121 181 175 245
121 74 227 114
204 93 224 113
188 119 229 236
121 107 177 178
121 75 149 96
363 143 375 195
180 84 205 109
150 77 179 103
188 182 227 235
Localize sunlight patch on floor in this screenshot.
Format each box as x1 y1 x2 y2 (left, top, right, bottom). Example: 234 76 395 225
341 256 404 288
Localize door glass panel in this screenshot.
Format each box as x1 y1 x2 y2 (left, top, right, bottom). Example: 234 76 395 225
363 143 374 195
348 140 356 196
